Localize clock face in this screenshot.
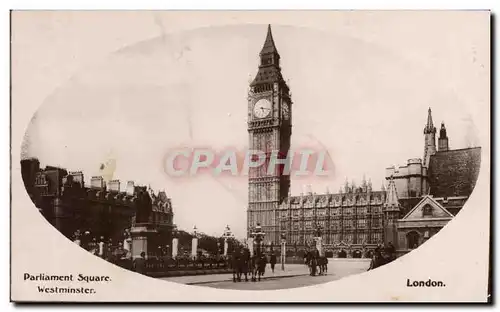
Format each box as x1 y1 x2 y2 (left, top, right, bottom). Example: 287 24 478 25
253 99 272 118
282 102 290 120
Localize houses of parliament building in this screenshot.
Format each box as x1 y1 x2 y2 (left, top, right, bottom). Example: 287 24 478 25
246 25 481 257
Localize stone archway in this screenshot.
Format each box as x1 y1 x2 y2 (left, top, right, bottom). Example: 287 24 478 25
407 231 420 249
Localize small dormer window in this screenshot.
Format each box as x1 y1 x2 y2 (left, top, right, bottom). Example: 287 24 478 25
423 204 433 216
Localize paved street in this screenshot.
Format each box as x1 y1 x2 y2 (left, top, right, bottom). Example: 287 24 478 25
160 259 370 290
204 272 348 290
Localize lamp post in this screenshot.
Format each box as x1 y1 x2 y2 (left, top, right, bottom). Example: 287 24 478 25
250 223 265 256
222 224 233 257
192 225 198 260
216 241 221 259
171 225 179 258
280 232 286 271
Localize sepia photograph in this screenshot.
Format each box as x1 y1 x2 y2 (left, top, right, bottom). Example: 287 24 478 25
10 10 491 301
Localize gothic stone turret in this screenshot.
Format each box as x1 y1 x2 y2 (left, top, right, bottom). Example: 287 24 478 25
423 108 437 167
438 122 449 152
383 177 401 250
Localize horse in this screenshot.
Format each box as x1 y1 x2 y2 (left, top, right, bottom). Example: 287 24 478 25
322 256 328 274
232 248 251 282
250 253 267 282
231 250 241 282
317 256 328 275
309 256 318 276
307 249 321 276
240 248 251 282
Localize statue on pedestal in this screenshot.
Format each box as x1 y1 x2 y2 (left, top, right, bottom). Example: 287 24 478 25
130 187 156 259
135 187 152 224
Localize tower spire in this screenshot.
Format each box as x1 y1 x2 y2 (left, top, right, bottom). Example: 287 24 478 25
424 107 434 132
251 24 283 87
385 177 400 207
423 107 437 167
260 24 278 55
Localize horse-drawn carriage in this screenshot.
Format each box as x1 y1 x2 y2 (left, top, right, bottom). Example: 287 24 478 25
231 248 267 282
304 250 328 276
367 244 396 271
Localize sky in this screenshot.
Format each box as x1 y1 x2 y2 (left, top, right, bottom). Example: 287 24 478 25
21 19 487 238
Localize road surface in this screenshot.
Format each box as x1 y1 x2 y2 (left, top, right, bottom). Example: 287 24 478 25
160 259 370 290
201 272 351 290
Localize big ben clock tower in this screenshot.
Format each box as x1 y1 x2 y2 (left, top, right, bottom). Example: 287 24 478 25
247 25 292 245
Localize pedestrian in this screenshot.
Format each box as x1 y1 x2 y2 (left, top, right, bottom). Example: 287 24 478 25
270 252 277 273
81 231 91 251
133 251 147 275
259 253 267 279
73 230 81 246
98 236 105 258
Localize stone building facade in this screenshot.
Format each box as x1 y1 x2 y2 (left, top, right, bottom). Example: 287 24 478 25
21 158 175 250
246 25 481 258
277 181 388 257
390 109 481 255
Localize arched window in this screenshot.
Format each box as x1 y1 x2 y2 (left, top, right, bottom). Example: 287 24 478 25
407 231 420 249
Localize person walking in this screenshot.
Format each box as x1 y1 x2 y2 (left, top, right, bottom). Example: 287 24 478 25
98 236 105 258
270 252 277 273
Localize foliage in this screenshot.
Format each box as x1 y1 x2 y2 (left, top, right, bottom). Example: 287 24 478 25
175 230 244 256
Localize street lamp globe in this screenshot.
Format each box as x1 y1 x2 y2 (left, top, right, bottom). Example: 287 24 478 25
251 223 266 256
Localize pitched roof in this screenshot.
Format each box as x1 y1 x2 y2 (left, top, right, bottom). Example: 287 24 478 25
251 66 284 86
401 195 454 220
428 147 481 198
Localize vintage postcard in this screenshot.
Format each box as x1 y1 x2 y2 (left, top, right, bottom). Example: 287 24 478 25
10 11 491 302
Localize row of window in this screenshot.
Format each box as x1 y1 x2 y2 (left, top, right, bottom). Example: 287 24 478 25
280 219 383 230
249 184 278 201
253 83 273 93
285 232 384 245
289 198 385 208
151 212 172 224
283 207 383 218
